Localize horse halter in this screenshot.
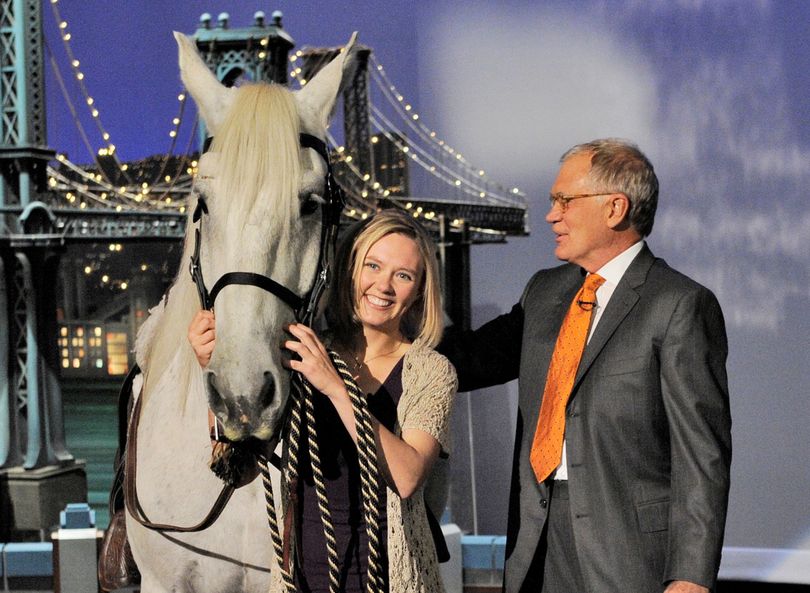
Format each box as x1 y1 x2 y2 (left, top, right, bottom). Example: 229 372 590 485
188 133 345 326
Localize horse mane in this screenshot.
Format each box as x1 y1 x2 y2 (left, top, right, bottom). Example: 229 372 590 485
137 82 303 401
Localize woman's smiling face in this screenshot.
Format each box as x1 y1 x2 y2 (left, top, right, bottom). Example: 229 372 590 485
355 232 424 336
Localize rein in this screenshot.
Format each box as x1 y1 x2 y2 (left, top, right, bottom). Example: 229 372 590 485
124 388 236 532
273 352 386 593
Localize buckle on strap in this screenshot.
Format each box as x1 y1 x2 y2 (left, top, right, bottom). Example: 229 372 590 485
189 226 211 310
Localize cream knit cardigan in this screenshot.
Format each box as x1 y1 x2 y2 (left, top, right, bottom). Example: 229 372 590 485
386 340 457 593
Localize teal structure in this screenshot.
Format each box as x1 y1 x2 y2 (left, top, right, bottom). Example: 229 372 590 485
0 0 83 541
191 10 294 149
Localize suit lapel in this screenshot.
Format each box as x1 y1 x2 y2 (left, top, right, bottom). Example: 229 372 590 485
573 245 655 386
528 265 583 335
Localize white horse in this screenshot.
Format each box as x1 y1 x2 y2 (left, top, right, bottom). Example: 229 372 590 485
126 32 356 593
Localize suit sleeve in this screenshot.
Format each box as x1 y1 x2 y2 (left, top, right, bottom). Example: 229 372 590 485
438 273 542 392
660 287 732 587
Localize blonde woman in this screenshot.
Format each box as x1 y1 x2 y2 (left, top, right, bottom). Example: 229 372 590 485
189 209 457 593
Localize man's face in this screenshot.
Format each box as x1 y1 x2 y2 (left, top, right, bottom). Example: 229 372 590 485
545 152 613 271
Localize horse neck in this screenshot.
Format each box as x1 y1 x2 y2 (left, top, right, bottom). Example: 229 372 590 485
137 268 199 406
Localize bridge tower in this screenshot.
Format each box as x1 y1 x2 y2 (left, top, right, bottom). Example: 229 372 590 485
190 10 295 148
297 45 374 196
0 0 85 539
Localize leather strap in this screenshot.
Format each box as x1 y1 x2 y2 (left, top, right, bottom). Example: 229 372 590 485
209 272 304 312
189 131 344 324
299 133 329 163
124 387 235 533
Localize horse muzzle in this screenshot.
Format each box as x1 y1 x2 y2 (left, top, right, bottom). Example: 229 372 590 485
205 371 286 441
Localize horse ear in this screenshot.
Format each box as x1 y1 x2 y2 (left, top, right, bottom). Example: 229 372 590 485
174 31 235 136
296 32 359 128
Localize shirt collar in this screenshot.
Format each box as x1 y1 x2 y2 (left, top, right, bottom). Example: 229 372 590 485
594 240 644 287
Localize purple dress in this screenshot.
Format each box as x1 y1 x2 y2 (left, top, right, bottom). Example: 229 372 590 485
294 358 403 593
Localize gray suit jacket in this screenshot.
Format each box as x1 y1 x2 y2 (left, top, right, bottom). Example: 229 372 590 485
442 246 731 592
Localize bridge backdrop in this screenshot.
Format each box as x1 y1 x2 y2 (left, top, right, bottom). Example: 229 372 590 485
1 2 527 537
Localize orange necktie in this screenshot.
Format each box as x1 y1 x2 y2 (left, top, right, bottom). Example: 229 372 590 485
530 273 605 483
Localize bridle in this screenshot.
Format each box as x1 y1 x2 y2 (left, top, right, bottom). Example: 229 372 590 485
125 132 345 533
188 132 345 325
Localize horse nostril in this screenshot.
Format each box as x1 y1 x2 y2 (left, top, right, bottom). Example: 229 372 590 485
207 372 226 415
260 372 275 408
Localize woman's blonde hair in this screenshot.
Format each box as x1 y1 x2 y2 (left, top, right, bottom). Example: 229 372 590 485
326 209 444 348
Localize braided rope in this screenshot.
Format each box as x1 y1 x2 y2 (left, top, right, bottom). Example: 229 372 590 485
260 356 387 593
329 352 386 593
259 456 297 593
259 380 303 593
301 377 343 593
285 378 303 485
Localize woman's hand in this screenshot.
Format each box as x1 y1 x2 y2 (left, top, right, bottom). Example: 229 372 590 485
188 309 216 367
283 323 346 400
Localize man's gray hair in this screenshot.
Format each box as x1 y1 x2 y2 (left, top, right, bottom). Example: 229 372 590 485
562 138 658 237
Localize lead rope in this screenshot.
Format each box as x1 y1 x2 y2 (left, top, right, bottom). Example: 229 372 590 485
260 350 386 593
329 351 385 593
259 456 297 592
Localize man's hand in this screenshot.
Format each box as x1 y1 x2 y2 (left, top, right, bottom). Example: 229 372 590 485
664 581 709 593
188 309 216 367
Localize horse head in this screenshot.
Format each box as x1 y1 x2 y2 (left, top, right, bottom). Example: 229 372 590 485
173 32 356 442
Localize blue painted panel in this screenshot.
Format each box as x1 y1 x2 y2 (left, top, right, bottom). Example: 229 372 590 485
3 542 53 576
461 535 507 570
61 502 95 528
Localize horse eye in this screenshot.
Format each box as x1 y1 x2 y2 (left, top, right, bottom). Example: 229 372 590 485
300 197 320 216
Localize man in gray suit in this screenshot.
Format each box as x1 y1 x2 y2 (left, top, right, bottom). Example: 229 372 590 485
441 139 731 592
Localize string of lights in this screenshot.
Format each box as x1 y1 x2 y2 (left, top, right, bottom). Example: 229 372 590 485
48 168 119 210
323 129 453 230
324 125 509 236
51 155 190 213
48 0 132 183
48 146 196 213
52 156 137 207
45 42 98 167
48 0 199 205
369 104 520 206
290 49 525 210
369 72 506 201
149 98 193 199
370 67 484 176
291 55 489 224
370 56 525 203
290 50 522 206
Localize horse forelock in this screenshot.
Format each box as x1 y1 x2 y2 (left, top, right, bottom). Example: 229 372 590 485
137 209 201 403
208 83 303 239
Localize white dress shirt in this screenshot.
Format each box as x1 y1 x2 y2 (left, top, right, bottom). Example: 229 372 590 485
554 240 645 480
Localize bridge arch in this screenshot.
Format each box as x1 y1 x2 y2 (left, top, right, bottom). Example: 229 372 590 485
19 201 57 235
